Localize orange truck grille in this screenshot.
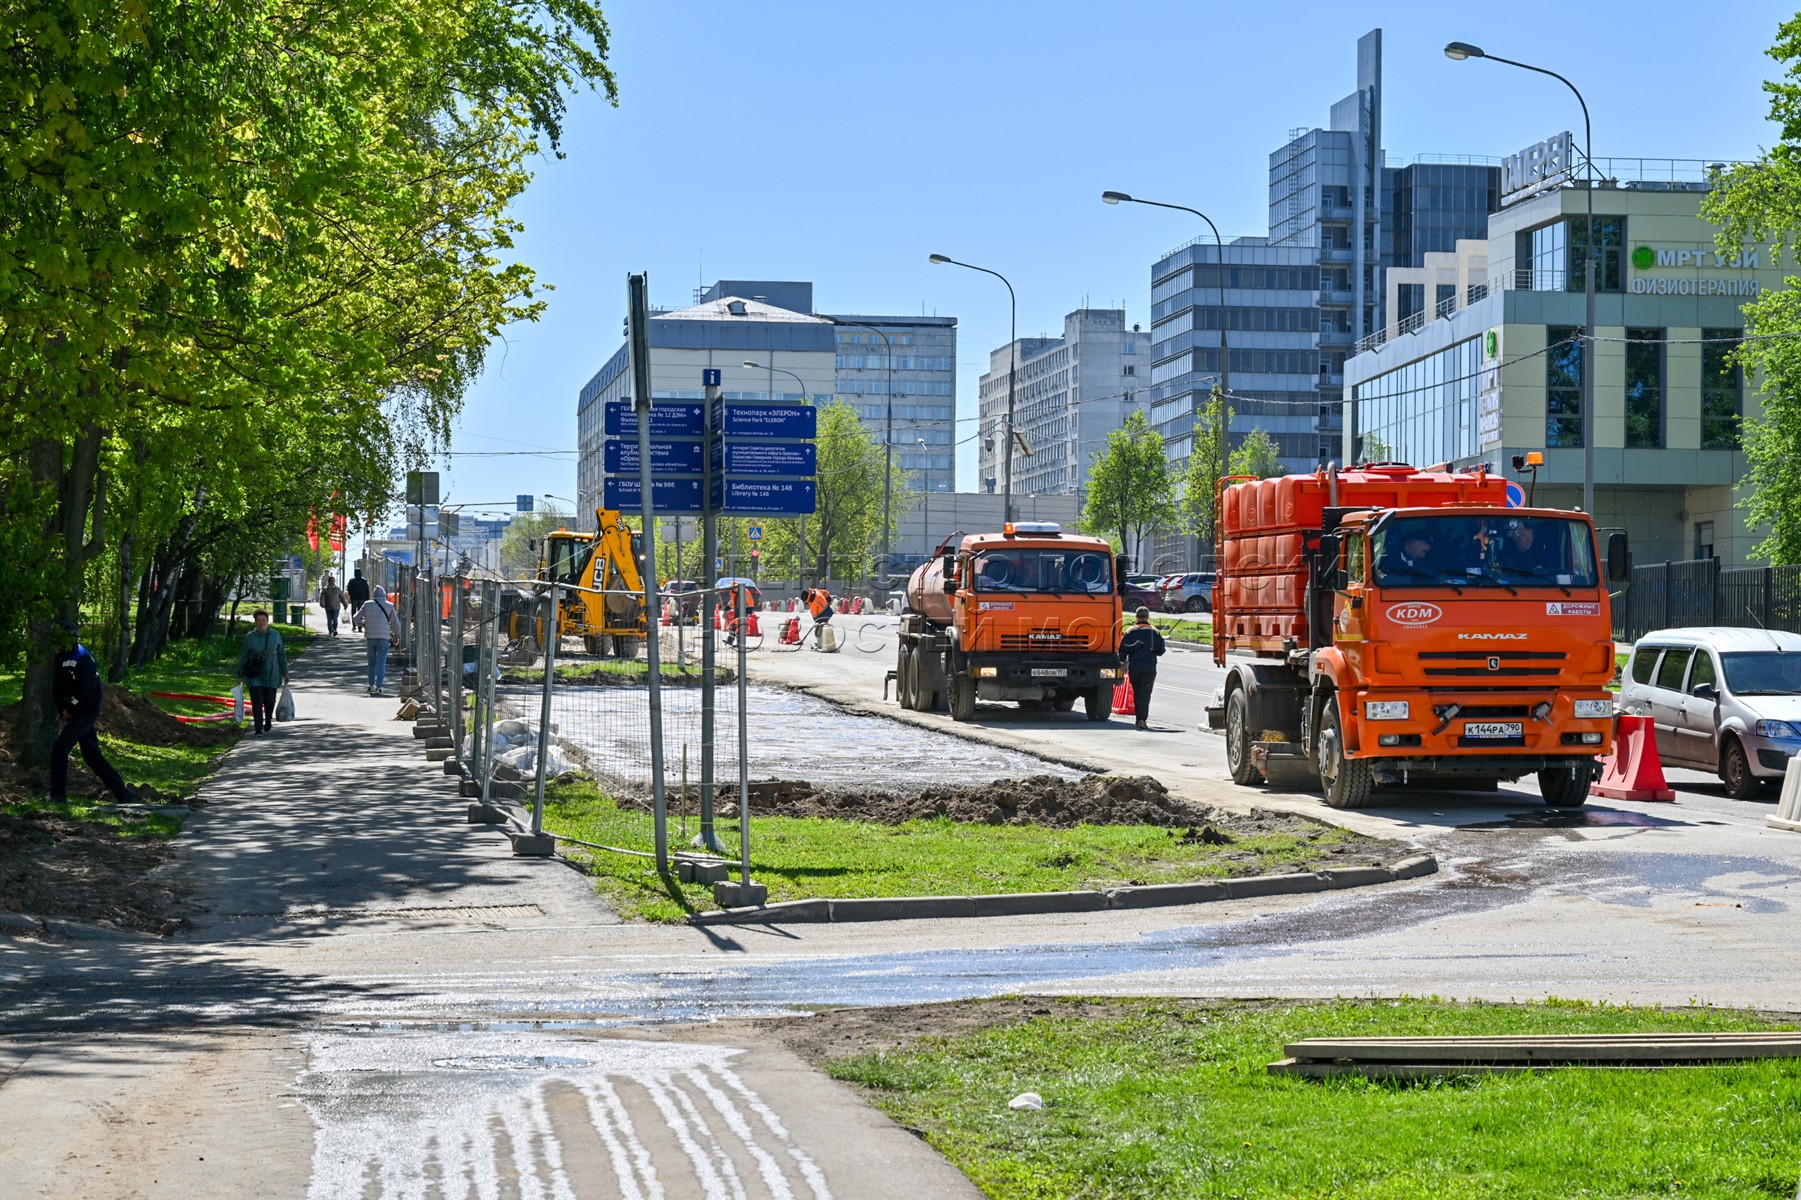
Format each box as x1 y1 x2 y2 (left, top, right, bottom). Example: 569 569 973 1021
1418 650 1566 678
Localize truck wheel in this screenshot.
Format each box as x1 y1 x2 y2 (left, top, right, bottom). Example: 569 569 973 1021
897 646 915 709
1720 738 1759 801
1538 765 1592 808
1316 702 1373 809
612 636 641 660
1083 684 1110 722
1225 689 1261 786
948 672 976 722
583 635 603 656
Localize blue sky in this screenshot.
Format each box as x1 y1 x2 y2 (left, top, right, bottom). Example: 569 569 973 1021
412 0 1794 537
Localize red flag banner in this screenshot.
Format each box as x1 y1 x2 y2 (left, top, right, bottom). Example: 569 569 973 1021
306 517 320 552
329 514 347 552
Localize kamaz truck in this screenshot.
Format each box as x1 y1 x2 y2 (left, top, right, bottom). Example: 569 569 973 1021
895 523 1127 722
1203 464 1628 808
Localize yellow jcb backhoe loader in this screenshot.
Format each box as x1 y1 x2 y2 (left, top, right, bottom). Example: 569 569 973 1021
511 509 647 658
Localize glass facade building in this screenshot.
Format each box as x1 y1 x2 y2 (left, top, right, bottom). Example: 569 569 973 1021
830 315 957 494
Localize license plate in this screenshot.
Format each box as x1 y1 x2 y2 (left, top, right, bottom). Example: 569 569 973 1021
1464 721 1523 739
1030 668 1067 677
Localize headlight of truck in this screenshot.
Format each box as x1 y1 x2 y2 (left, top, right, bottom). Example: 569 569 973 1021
1100 667 1121 679
1573 699 1613 719
1364 701 1409 720
975 666 998 678
1755 719 1801 739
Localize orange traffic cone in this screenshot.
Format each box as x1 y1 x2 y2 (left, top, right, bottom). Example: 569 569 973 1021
1592 714 1676 802
1111 676 1135 716
779 616 801 645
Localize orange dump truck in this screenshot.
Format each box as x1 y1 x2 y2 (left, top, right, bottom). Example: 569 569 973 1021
895 522 1127 722
1203 464 1628 808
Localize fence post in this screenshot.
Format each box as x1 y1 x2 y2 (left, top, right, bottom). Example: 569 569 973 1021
1709 555 1722 627
448 577 465 763
528 583 560 843
737 584 751 888
478 580 500 807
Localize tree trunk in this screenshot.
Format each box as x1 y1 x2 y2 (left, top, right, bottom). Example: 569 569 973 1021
18 428 107 770
131 486 205 665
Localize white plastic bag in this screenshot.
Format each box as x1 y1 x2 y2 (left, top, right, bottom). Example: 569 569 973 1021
275 684 295 723
230 684 245 724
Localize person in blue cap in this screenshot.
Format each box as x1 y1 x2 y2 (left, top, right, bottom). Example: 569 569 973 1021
49 618 138 804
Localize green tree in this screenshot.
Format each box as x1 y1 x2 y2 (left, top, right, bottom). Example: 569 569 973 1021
0 0 617 760
497 506 573 577
1177 389 1232 546
1081 409 1176 556
758 400 909 584
1702 15 1801 561
1230 427 1287 480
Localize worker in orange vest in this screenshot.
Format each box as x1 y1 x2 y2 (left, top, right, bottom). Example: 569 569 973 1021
801 585 834 647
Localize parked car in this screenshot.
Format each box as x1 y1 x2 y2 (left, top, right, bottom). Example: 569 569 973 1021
1619 627 1801 799
1160 572 1216 614
1123 580 1163 611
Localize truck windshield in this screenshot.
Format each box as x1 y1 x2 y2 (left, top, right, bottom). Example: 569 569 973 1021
545 536 592 585
973 548 1113 594
1721 652 1801 695
1372 515 1598 589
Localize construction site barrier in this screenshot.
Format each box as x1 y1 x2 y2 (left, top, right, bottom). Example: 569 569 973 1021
1592 714 1676 802
1111 676 1135 716
1772 758 1801 832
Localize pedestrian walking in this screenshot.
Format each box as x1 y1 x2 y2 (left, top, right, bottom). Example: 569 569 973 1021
1116 606 1166 731
47 618 139 803
357 586 399 695
318 574 346 637
237 609 290 735
346 568 371 633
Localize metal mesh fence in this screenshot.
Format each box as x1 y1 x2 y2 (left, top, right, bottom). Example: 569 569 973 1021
1620 558 1801 641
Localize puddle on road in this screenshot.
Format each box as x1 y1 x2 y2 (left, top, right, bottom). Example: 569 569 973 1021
505 682 1083 792
1465 809 1689 830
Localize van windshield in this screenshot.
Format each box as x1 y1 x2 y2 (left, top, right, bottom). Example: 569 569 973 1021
1721 652 1801 695
1372 515 1598 589
973 548 1113 594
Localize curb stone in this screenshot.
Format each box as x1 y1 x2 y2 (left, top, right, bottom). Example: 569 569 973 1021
687 851 1438 925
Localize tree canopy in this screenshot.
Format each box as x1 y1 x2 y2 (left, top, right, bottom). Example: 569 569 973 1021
1081 409 1176 556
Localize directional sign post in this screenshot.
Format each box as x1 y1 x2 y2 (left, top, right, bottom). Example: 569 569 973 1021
710 477 817 515
606 439 705 475
605 476 705 514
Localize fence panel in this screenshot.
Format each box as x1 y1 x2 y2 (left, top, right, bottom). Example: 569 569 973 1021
1622 557 1801 641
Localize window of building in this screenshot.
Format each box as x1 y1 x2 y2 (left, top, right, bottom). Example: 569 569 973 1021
1695 521 1715 559
1625 328 1663 448
1546 325 1584 447
1568 215 1625 293
1123 364 1135 376
1702 329 1742 449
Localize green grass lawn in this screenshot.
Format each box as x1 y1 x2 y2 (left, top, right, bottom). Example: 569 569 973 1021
542 779 1374 922
827 996 1801 1200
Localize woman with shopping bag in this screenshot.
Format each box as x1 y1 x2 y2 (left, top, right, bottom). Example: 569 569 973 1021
237 609 290 735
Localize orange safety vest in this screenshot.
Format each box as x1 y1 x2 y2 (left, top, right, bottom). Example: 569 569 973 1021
804 589 832 619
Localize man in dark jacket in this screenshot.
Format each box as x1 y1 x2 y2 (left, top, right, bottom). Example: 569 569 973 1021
1116 606 1167 731
48 619 138 803
346 568 372 632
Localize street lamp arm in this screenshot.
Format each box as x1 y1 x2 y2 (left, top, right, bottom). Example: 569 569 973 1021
1476 54 1592 158
928 252 1019 523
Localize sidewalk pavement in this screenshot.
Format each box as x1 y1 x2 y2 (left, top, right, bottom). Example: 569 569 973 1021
0 619 984 1200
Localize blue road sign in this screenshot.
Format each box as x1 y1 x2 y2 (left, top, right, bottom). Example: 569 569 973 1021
604 476 705 514
604 438 705 475
710 476 817 515
747 524 763 542
703 368 721 387
711 403 817 439
515 494 534 513
1504 481 1525 508
709 440 817 476
605 401 705 437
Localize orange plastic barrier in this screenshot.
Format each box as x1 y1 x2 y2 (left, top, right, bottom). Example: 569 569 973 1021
779 617 802 646
150 691 236 724
1111 677 1135 716
1592 714 1676 802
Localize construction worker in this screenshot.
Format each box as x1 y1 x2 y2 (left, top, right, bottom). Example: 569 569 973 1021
802 585 834 647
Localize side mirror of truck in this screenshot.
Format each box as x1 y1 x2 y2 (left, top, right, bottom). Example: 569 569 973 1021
1607 531 1629 584
1115 554 1131 596
1317 533 1342 588
941 551 957 592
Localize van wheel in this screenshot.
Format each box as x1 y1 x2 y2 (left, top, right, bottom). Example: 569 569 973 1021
1225 689 1260 786
1721 738 1759 801
1538 765 1591 807
1316 701 1373 809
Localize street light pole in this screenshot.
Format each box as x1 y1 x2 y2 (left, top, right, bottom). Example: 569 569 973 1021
743 360 812 582
1102 191 1230 567
918 436 930 554
1446 41 1596 517
929 253 1018 524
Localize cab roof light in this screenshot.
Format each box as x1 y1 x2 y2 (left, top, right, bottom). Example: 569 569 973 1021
1007 522 1062 535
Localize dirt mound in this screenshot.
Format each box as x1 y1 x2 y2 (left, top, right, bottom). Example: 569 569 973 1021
733 773 1202 829
0 809 191 935
100 688 239 747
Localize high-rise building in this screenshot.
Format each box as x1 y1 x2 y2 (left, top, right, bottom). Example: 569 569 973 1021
829 314 958 495
976 309 1148 499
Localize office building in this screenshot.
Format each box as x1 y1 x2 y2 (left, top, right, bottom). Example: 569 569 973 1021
1346 149 1770 564
976 308 1148 499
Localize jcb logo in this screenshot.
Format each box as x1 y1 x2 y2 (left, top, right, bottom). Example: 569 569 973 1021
1386 603 1443 627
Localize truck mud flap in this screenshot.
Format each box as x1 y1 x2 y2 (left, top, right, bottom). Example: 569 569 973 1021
1252 741 1318 790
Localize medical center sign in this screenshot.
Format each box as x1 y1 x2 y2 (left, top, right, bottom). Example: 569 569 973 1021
1629 243 1764 297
